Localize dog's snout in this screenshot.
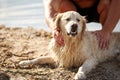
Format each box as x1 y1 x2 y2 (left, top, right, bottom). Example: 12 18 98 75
67 24 78 37
71 24 78 32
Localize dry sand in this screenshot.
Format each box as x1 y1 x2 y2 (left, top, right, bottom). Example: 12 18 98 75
0 25 120 80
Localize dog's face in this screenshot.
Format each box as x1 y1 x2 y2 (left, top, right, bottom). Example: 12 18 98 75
55 11 86 37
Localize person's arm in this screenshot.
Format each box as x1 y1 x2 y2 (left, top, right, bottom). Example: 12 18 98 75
43 0 60 30
102 0 120 34
98 0 120 33
95 0 120 49
43 0 76 30
43 0 76 46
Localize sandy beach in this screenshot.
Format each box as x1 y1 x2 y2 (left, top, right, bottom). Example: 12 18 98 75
0 25 120 80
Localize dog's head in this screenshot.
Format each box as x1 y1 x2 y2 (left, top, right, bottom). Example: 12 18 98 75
54 11 86 38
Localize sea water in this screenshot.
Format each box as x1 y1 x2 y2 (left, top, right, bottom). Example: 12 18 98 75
0 0 119 32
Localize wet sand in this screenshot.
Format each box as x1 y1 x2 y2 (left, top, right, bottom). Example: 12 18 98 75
0 25 120 80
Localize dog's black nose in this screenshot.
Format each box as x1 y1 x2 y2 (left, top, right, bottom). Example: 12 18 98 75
67 24 78 37
71 24 78 32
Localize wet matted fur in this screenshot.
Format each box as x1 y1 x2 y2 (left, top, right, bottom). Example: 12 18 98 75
19 11 120 80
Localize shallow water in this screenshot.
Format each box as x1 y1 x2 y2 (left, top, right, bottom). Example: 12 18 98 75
0 0 119 32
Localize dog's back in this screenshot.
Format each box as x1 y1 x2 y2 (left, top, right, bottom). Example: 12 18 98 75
49 32 120 68
84 32 120 62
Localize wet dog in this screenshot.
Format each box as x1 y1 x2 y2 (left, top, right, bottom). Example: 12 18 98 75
19 11 120 80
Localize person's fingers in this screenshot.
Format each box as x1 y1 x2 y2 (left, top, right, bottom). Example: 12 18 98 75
101 40 106 50
94 31 105 49
56 37 64 46
93 31 102 49
103 39 109 50
99 36 109 50
56 40 63 46
99 36 103 49
54 30 65 46
60 39 65 46
92 30 110 50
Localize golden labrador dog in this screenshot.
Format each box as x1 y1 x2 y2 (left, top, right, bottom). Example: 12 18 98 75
19 11 120 80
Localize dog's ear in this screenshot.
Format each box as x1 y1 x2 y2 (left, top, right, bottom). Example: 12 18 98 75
81 16 87 39
82 16 87 32
53 13 63 30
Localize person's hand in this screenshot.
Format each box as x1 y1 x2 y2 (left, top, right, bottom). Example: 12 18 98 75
92 30 111 50
53 28 65 46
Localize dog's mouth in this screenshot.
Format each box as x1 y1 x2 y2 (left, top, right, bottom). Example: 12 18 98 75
67 24 78 37
67 31 77 37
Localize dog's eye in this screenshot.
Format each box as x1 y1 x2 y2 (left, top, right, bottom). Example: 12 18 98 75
66 18 71 21
76 18 80 22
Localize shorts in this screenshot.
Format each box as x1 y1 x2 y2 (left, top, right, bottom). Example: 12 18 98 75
71 0 100 23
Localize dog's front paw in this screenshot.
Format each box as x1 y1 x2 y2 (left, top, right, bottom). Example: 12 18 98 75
19 60 31 67
74 72 86 80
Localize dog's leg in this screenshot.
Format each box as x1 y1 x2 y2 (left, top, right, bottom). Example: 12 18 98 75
74 58 98 80
19 56 55 67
